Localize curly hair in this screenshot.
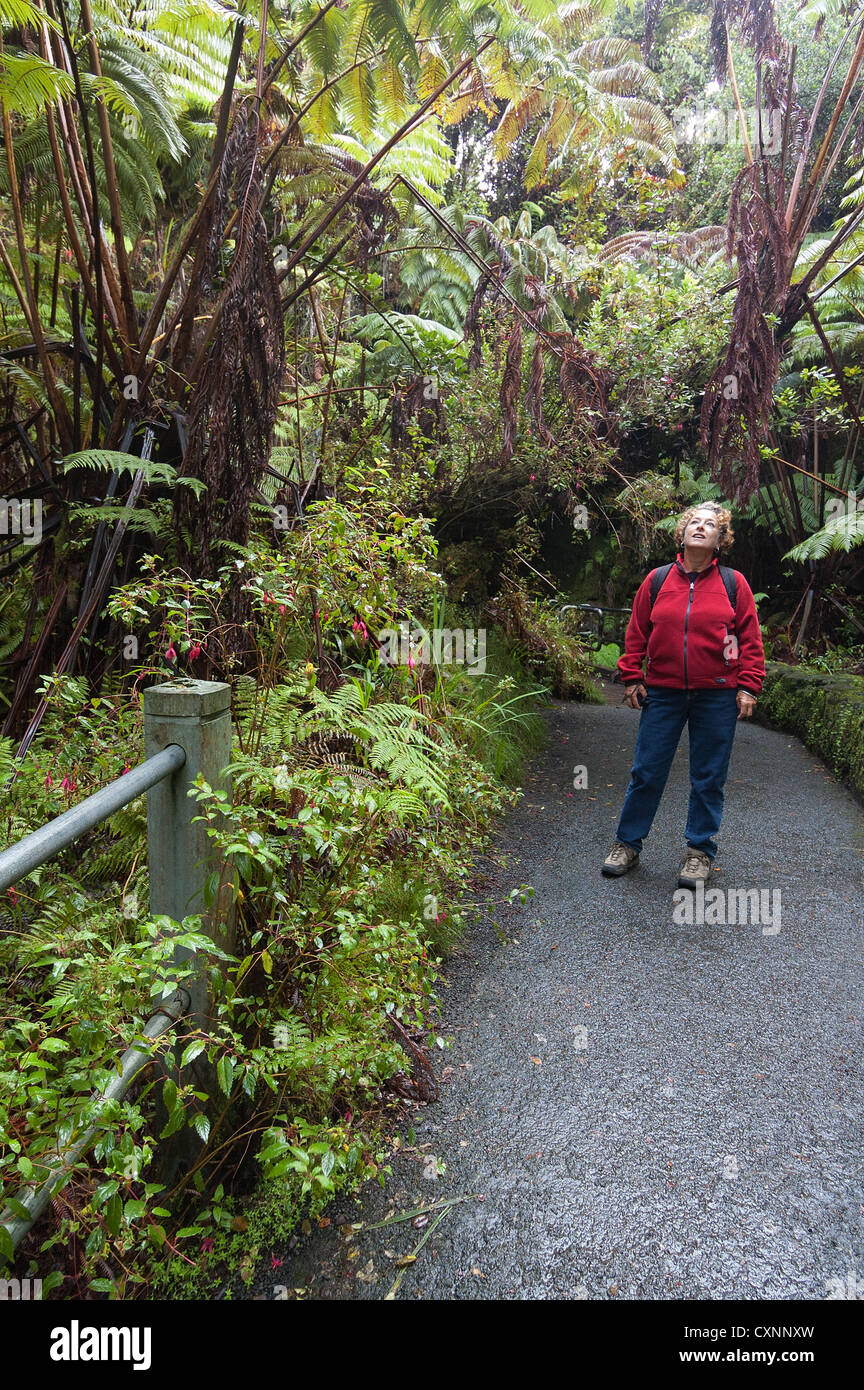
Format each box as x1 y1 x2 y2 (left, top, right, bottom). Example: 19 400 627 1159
674 502 734 554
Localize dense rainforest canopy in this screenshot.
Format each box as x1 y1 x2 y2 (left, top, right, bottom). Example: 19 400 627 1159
2 0 864 1298
2 0 864 701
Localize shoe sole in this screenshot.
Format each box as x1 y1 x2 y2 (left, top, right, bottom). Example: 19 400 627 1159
677 875 709 890
602 861 639 877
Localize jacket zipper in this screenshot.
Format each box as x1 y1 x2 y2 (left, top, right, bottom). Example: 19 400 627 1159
683 578 695 689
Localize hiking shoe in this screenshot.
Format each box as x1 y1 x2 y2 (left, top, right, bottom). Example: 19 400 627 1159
602 841 639 877
678 848 712 889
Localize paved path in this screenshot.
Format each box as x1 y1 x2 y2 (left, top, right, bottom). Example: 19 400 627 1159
253 688 864 1300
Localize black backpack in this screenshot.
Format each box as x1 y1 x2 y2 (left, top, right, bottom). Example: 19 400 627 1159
648 562 737 625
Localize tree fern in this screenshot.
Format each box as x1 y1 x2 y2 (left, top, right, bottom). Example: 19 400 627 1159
301 683 452 808
61 450 177 486
784 508 864 562
0 736 15 786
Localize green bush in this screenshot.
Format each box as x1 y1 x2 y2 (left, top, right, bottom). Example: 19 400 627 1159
756 661 864 801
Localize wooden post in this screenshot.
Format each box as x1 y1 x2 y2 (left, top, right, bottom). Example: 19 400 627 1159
142 678 233 1020
143 679 234 1181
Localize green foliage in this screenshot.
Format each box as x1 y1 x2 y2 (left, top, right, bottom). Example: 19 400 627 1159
60 450 179 485
758 663 864 802
0 502 547 1295
592 640 621 670
784 506 864 562
491 582 602 701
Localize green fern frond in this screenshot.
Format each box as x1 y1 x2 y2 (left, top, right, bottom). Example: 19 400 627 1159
784 508 864 562
61 451 177 486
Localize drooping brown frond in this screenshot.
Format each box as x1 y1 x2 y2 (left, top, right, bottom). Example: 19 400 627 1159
712 1 792 108
175 103 286 589
550 333 615 442
600 226 727 267
315 148 393 267
700 163 790 503
202 105 248 296
500 314 523 461
278 145 395 267
710 1 729 81
525 334 554 446
641 0 664 62
731 0 783 63
725 161 790 299
463 269 491 369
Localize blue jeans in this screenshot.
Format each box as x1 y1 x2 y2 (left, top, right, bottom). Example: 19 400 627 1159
615 686 739 861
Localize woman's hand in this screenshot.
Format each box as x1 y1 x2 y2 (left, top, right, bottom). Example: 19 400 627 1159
736 690 757 720
624 682 647 710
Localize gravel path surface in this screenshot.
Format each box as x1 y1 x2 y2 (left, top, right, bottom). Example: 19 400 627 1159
251 686 864 1301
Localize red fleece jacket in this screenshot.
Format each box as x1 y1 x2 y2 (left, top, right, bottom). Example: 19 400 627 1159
617 554 765 696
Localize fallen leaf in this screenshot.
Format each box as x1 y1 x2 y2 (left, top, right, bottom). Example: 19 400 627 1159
301 1219 312 1236
395 1254 417 1268
530 1056 542 1065
346 1247 360 1260
230 1216 249 1233
355 1259 377 1284
317 1217 330 1229
471 1267 485 1277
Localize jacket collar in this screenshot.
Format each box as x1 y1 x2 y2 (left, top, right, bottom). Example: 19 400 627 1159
674 551 719 579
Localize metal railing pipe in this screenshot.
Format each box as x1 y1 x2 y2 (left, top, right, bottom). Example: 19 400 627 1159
0 988 190 1251
0 744 186 895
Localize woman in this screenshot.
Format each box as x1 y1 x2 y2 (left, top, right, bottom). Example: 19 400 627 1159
602 503 765 888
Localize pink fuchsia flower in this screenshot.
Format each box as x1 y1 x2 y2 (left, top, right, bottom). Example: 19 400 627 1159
44 774 53 788
121 764 131 776
6 887 18 903
165 643 177 663
271 1255 282 1270
60 776 77 796
529 474 535 481
201 1237 214 1255
189 643 202 660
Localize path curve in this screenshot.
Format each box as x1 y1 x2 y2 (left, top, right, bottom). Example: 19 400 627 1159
252 686 864 1301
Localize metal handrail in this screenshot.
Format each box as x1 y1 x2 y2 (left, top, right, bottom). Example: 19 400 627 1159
0 681 234 1257
0 744 186 895
557 601 632 650
0 989 190 1250
0 742 191 1251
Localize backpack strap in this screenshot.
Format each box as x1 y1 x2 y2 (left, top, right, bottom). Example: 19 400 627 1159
718 565 738 613
648 563 674 616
